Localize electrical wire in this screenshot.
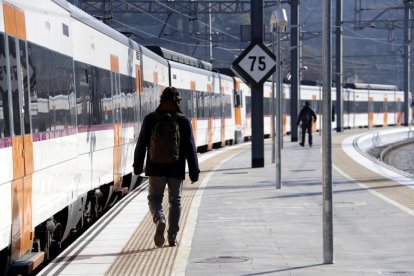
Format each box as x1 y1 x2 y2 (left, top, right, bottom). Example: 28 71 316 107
343 26 404 46
152 0 241 41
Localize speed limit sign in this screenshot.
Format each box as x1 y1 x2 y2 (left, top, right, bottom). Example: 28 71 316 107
232 42 276 85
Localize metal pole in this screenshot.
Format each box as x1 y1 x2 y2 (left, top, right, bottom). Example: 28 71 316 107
276 22 282 189
290 0 300 142
271 24 276 164
335 0 343 132
251 0 265 168
322 0 334 264
208 3 213 63
403 0 411 126
277 28 283 151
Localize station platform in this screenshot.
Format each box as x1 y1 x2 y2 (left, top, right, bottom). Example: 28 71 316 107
39 129 414 276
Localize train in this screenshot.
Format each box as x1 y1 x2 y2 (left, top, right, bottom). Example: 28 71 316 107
0 0 407 274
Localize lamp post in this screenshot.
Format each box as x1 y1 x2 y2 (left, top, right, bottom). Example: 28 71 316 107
271 5 288 189
271 21 276 164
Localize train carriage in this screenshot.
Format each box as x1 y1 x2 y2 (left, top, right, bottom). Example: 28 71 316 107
216 72 236 146
0 0 80 267
168 59 214 150
263 81 273 137
233 77 252 143
0 0 164 271
343 83 405 129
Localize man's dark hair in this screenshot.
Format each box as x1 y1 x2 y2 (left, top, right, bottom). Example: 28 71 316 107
161 87 181 103
305 101 310 107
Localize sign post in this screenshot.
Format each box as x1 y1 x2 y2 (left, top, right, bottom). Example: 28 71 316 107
232 1 275 168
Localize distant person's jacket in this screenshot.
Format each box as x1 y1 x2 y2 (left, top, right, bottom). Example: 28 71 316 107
297 106 317 128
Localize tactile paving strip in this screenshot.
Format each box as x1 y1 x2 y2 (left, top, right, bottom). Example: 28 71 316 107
106 146 248 275
333 135 414 212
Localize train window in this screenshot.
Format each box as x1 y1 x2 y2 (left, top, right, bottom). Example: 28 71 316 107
263 97 271 116
29 43 75 133
19 40 31 135
111 72 121 124
195 91 202 118
387 102 395 113
343 100 351 114
358 102 368 114
120 75 135 124
62 23 69 37
0 33 11 138
99 68 112 125
179 88 191 117
78 68 88 84
213 93 221 118
52 53 75 130
234 91 242 108
90 66 112 125
374 102 383 113
75 62 91 128
9 37 21 136
224 94 232 118
283 98 290 114
245 95 252 116
142 81 150 116
29 44 51 132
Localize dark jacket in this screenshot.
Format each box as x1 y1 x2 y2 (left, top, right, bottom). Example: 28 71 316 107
297 106 317 128
133 103 199 182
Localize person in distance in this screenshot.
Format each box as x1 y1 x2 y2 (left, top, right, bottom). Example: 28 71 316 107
296 101 317 147
133 87 199 247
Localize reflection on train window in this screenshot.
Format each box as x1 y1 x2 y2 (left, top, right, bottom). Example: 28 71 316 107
111 72 121 124
374 101 383 113
120 75 135 124
20 40 31 135
224 95 232 118
29 43 76 133
9 37 21 136
0 33 10 138
263 97 271 116
91 66 112 125
141 81 162 117
284 99 290 114
75 64 90 128
245 96 251 117
196 91 204 118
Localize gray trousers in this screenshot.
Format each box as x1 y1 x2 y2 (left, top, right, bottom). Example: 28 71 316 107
148 176 183 237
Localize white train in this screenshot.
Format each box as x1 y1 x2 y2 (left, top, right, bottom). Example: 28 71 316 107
0 0 406 274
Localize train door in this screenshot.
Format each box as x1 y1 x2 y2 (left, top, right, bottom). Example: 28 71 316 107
135 64 142 135
233 78 244 144
218 75 226 147
110 55 122 191
207 83 213 150
3 3 34 261
190 81 197 146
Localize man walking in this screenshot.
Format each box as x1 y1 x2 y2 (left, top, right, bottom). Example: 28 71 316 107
297 101 317 147
133 87 199 247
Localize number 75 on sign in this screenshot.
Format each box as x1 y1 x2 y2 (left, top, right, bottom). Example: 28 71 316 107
232 42 276 85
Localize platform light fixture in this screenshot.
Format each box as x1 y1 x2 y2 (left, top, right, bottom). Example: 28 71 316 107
270 5 288 190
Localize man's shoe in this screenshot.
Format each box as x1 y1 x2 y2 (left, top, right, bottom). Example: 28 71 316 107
299 143 304 147
309 143 313 147
168 238 178 247
168 234 178 247
154 219 166 247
